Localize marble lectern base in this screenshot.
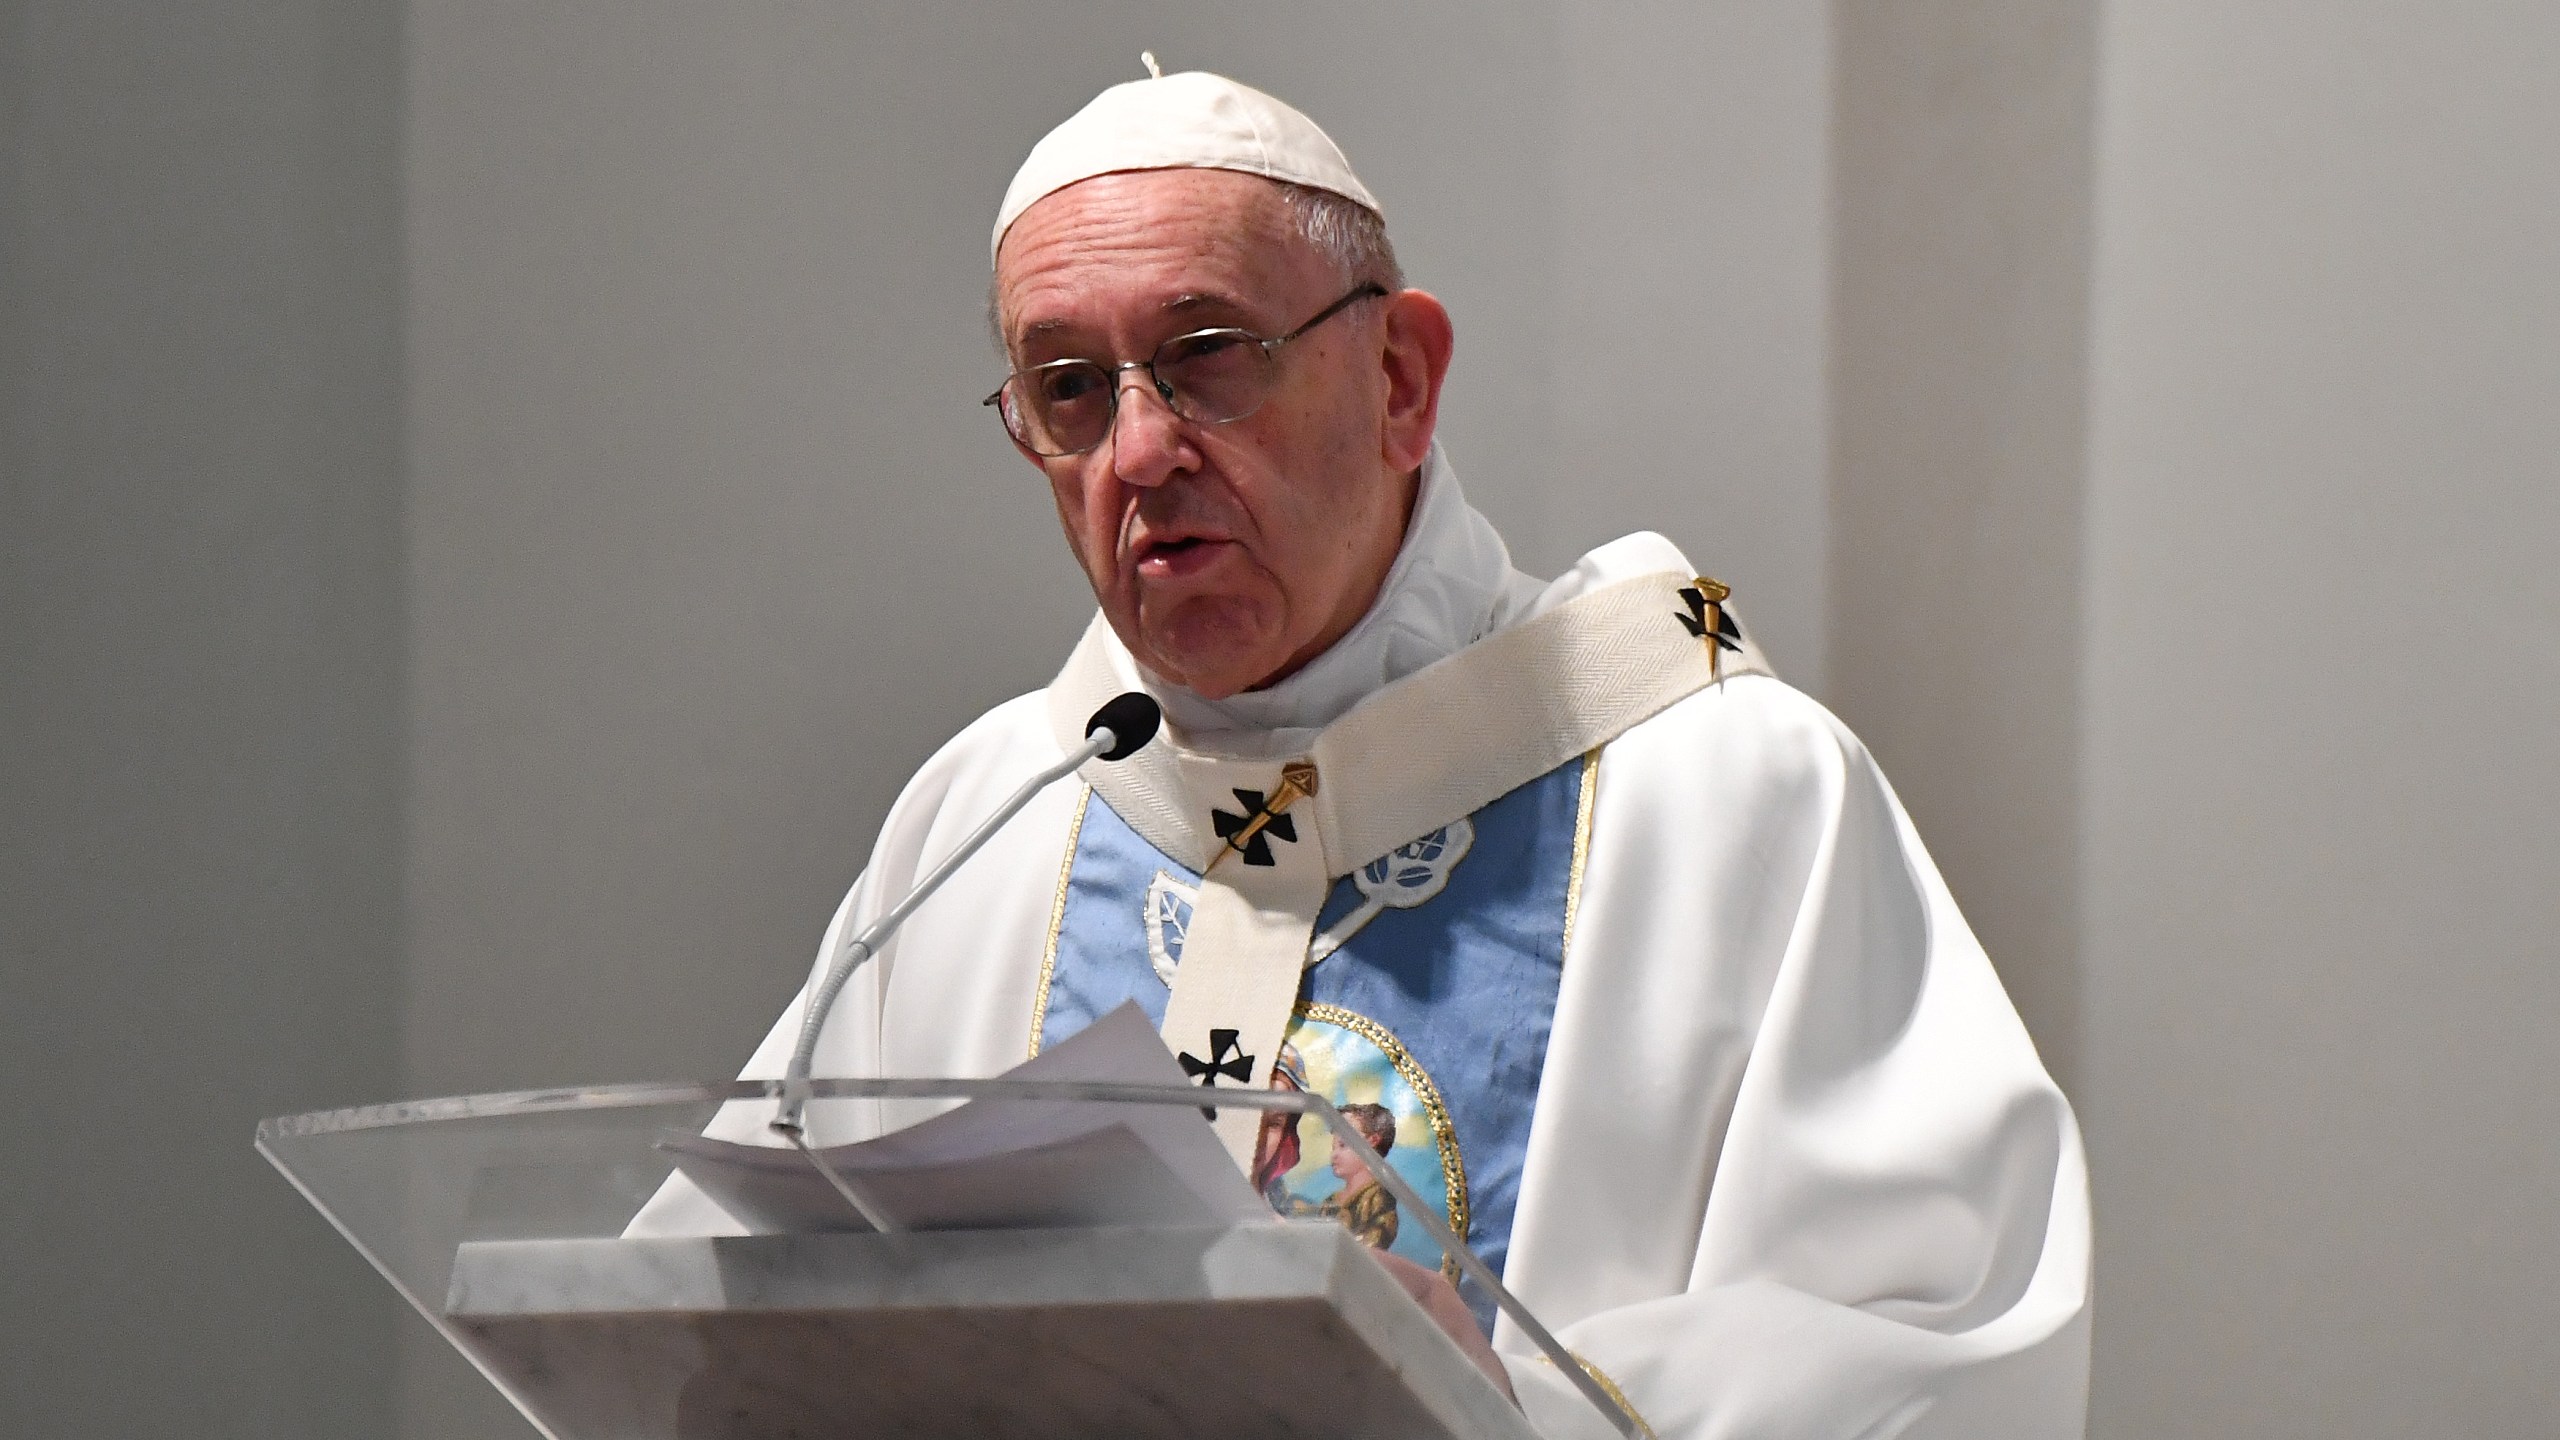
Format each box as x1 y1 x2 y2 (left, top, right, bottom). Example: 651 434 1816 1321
445 1223 1539 1440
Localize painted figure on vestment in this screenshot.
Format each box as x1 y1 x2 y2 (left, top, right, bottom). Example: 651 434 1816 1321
1251 1042 1311 1210
1314 1101 1401 1250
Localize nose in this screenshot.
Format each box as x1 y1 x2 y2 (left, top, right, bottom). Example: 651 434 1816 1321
1107 369 1195 489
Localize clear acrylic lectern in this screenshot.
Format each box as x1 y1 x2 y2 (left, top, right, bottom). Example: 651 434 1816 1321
259 1077 1639 1440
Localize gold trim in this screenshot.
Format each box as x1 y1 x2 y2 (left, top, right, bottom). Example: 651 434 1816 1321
1536 1352 1660 1440
1296 1000 1472 1283
1025 782 1091 1058
1557 747 1603 965
1689 575 1733 680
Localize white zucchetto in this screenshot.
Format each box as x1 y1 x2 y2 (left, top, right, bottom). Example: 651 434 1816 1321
992 67 1381 265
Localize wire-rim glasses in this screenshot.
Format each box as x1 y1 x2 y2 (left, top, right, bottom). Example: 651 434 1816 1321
983 282 1390 457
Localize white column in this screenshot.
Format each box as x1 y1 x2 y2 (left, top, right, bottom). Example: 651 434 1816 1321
1827 0 2100 1084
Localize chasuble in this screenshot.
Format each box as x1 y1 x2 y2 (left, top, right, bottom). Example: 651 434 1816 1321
641 449 2092 1439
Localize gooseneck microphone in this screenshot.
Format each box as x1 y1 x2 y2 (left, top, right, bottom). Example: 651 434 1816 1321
771 692 1162 1137
1084 691 1161 762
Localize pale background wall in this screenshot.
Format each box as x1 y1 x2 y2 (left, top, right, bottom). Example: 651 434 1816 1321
2078 5 2560 1431
1 3 403 1437
5 3 2553 1437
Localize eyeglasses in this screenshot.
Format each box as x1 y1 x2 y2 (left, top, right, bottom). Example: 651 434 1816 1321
984 282 1389 457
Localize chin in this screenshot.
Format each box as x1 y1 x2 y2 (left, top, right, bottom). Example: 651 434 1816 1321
1140 604 1288 699
1153 656 1265 702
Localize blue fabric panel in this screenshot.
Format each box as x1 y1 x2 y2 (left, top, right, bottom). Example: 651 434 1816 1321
1036 759 1584 1333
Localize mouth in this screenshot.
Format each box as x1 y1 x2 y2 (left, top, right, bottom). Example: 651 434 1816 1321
1131 532 1237 580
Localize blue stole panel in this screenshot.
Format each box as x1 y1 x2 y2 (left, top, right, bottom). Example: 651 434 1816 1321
1034 756 1587 1331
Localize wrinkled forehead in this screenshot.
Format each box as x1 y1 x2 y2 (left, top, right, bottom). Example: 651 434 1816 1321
993 169 1328 349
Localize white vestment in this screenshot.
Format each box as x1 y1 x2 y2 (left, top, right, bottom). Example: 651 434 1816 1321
640 448 2092 1439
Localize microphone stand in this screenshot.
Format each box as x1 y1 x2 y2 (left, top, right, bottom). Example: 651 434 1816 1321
770 696 1158 1140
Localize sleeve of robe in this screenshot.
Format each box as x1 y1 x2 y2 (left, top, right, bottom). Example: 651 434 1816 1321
1496 676 2092 1440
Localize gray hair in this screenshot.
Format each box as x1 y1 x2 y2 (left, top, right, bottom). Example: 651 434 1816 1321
1278 182 1404 294
989 179 1404 353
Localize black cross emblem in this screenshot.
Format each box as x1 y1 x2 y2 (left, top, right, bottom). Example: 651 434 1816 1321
1676 584 1743 652
1209 789 1299 867
1177 1028 1255 1120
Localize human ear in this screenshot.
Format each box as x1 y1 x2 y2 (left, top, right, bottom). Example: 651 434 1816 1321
1377 289 1454 473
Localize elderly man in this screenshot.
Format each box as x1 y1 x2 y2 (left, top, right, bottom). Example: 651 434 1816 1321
664 68 2090 1438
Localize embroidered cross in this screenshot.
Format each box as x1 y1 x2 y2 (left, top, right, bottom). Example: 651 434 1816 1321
1177 1028 1255 1119
1211 790 1298 866
1675 576 1741 677
1205 760 1318 871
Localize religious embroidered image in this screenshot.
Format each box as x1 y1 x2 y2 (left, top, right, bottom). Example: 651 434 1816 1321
1143 869 1194 984
1247 1007 1466 1277
1142 820 1478 986
1250 1042 1313 1207
1316 1103 1401 1249
1307 819 1474 963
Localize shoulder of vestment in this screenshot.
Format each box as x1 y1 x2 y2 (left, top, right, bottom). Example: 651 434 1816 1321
1602 670 1896 829
872 689 1066 831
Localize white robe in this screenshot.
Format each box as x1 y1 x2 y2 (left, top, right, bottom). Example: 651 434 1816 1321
649 449 2091 1438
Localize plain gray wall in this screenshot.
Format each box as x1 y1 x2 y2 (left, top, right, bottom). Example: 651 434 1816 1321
2078 4 2560 1433
10 3 2560 1437
1 2 403 1437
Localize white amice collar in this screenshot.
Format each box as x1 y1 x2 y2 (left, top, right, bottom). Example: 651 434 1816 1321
1139 442 1540 743
1049 519 1770 874
1090 442 1750 752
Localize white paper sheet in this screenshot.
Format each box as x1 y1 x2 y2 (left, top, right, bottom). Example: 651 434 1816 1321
657 1002 1272 1234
